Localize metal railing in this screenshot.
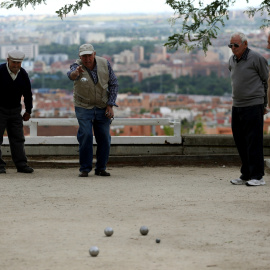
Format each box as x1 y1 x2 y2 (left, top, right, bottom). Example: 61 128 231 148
3 118 181 145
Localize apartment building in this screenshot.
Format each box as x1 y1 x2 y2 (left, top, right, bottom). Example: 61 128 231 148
0 43 39 59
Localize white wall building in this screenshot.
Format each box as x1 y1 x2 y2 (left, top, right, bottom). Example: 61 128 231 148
114 50 135 64
132 46 144 62
54 32 80 45
150 45 167 62
0 44 39 60
84 32 105 43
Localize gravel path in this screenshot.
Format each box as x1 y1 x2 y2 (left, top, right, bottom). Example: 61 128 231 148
1 166 270 270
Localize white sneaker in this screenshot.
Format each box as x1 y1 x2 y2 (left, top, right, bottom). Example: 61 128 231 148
230 178 248 185
246 179 265 186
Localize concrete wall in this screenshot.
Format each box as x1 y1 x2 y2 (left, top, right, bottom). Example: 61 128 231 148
2 135 270 168
2 135 270 157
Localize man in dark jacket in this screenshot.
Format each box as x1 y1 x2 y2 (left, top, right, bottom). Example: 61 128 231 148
0 50 34 173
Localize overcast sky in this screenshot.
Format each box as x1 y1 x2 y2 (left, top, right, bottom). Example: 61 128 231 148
1 0 260 16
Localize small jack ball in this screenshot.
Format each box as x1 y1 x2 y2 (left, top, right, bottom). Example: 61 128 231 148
104 227 114 237
89 246 99 257
156 238 161 243
140 226 149 235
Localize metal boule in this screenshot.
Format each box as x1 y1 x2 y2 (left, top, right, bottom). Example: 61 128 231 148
140 226 149 236
104 227 114 237
89 246 99 257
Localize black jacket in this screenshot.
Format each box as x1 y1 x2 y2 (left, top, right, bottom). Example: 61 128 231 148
0 63 33 113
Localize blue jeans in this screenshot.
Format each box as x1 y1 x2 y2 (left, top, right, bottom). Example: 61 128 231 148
75 106 111 173
231 104 264 180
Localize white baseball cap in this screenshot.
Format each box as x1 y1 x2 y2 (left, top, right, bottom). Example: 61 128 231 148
79 44 95 56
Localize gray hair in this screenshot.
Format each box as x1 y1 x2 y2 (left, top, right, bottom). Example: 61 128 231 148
230 32 247 43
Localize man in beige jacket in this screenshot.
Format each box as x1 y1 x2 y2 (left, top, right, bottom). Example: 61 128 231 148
67 44 119 177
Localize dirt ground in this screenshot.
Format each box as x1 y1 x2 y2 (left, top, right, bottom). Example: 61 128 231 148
1 166 270 270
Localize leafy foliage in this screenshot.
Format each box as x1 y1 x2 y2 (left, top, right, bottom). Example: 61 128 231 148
105 73 231 95
29 72 231 96
165 0 270 53
245 0 270 29
0 0 92 19
30 72 74 90
1 0 45 9
194 119 205 134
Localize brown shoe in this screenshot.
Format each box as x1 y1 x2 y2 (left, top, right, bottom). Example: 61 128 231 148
95 170 110 176
79 171 88 177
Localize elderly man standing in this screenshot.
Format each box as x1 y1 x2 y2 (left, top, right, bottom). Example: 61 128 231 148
0 50 34 174
67 44 118 177
267 33 270 107
229 32 269 186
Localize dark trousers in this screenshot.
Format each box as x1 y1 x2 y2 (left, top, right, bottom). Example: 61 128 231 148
231 104 264 180
0 106 27 169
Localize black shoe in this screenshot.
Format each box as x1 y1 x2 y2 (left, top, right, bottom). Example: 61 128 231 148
17 166 34 173
79 171 88 177
0 168 6 174
95 170 110 176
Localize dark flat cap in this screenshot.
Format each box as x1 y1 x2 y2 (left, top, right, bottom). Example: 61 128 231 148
8 50 25 62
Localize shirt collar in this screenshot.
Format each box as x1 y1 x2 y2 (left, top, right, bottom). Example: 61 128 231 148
85 59 97 73
233 47 250 62
6 62 20 80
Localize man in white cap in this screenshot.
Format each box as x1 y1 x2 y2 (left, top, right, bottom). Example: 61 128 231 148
0 49 34 173
67 44 118 177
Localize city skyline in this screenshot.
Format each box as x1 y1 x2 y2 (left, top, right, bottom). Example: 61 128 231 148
1 0 260 16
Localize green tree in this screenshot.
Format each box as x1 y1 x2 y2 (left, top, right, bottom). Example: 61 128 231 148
165 0 270 53
181 118 194 134
194 118 205 134
40 41 156 60
163 126 174 136
2 1 269 53
1 0 91 19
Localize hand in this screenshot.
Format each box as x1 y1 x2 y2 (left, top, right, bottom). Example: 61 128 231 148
72 65 84 79
264 107 270 115
105 106 114 119
22 112 31 121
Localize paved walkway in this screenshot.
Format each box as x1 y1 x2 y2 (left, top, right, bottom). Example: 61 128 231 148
1 166 270 270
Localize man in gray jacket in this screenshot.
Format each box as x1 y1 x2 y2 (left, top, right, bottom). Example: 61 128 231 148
229 32 269 186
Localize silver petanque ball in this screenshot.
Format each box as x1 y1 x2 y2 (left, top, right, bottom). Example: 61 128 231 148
104 227 114 237
140 226 149 236
89 246 99 257
156 238 161 243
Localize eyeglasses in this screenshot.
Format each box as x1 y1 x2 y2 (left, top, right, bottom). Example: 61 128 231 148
228 43 240 48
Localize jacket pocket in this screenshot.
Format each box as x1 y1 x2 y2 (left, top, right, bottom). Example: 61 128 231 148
102 83 108 90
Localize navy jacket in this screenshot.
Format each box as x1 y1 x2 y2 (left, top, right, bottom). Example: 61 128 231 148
0 63 33 114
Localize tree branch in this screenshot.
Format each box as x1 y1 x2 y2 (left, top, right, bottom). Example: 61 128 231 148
0 0 92 19
165 0 270 53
